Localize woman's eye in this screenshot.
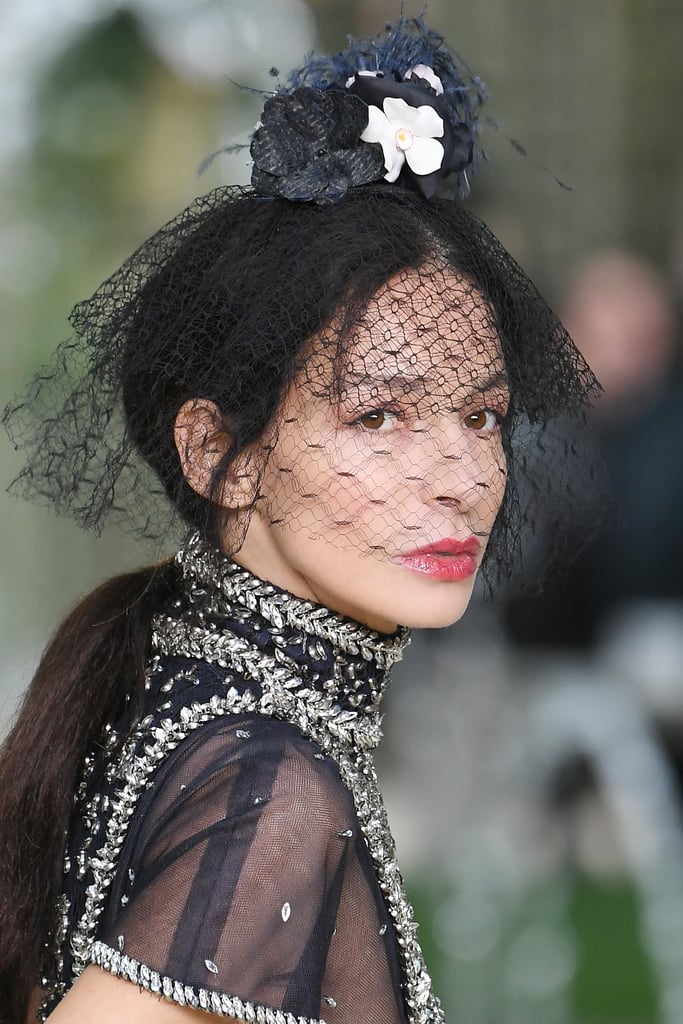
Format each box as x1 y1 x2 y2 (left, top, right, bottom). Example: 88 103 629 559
463 409 501 433
356 408 397 431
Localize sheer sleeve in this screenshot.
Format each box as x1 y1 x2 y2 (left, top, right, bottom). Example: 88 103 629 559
91 715 408 1024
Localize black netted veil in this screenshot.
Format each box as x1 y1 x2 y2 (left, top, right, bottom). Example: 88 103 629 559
4 14 603 596
3 183 599 592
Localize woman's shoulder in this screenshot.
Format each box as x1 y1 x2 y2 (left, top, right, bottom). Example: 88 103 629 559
133 711 356 847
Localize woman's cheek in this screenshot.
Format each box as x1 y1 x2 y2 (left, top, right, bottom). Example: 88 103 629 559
324 470 391 534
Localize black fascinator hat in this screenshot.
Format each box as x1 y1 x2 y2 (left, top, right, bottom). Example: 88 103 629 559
3 16 601 593
248 17 485 202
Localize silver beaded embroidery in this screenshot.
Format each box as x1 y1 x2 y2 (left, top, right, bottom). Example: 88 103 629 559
42 538 442 1024
89 942 324 1023
177 533 409 673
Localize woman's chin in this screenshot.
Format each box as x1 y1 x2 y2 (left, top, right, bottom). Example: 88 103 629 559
400 607 472 630
382 581 477 630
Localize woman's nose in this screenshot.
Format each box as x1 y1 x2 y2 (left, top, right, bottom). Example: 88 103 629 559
419 424 500 508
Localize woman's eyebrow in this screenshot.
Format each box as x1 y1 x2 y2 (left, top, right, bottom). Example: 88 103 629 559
342 368 509 392
342 372 431 392
468 369 510 394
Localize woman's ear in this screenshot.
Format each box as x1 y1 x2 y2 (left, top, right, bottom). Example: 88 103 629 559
174 399 257 509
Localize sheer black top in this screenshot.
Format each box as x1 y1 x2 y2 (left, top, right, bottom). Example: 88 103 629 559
40 536 444 1024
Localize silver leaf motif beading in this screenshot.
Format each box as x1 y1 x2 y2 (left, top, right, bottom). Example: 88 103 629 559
176 532 409 672
89 941 325 1023
41 538 443 1023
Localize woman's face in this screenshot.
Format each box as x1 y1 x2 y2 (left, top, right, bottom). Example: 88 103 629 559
233 266 509 632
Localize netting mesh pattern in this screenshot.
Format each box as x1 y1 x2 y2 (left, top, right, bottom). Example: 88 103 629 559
49 560 420 1022
97 714 407 1022
3 183 600 592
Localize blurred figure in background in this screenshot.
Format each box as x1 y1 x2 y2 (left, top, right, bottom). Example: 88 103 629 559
503 248 683 651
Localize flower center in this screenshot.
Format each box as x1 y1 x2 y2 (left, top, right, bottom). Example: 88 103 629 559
395 127 414 151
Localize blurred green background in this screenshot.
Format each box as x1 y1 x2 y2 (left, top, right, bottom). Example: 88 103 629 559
2 1 683 1021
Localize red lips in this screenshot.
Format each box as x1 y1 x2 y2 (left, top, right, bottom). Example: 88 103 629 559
396 536 481 581
401 537 481 558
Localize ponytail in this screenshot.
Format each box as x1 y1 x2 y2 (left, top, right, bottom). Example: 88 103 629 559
0 560 178 1024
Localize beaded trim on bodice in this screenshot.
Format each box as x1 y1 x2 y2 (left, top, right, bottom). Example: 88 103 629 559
164 532 409 694
42 537 445 1024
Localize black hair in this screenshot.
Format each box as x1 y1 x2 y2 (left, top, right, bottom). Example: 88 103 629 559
0 182 598 1022
83 183 593 573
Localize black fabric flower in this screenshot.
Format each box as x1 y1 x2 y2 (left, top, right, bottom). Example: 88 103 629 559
250 87 385 204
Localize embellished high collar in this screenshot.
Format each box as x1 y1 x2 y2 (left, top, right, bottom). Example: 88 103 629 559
153 533 410 720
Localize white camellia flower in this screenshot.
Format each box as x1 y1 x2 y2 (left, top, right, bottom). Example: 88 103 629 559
361 97 445 182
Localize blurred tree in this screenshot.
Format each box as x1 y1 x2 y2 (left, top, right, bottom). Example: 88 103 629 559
34 9 158 209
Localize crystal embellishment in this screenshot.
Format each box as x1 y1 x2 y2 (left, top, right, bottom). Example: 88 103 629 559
41 536 444 1024
175 533 410 671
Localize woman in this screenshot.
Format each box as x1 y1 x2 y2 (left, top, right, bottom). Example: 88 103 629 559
0 17 597 1024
